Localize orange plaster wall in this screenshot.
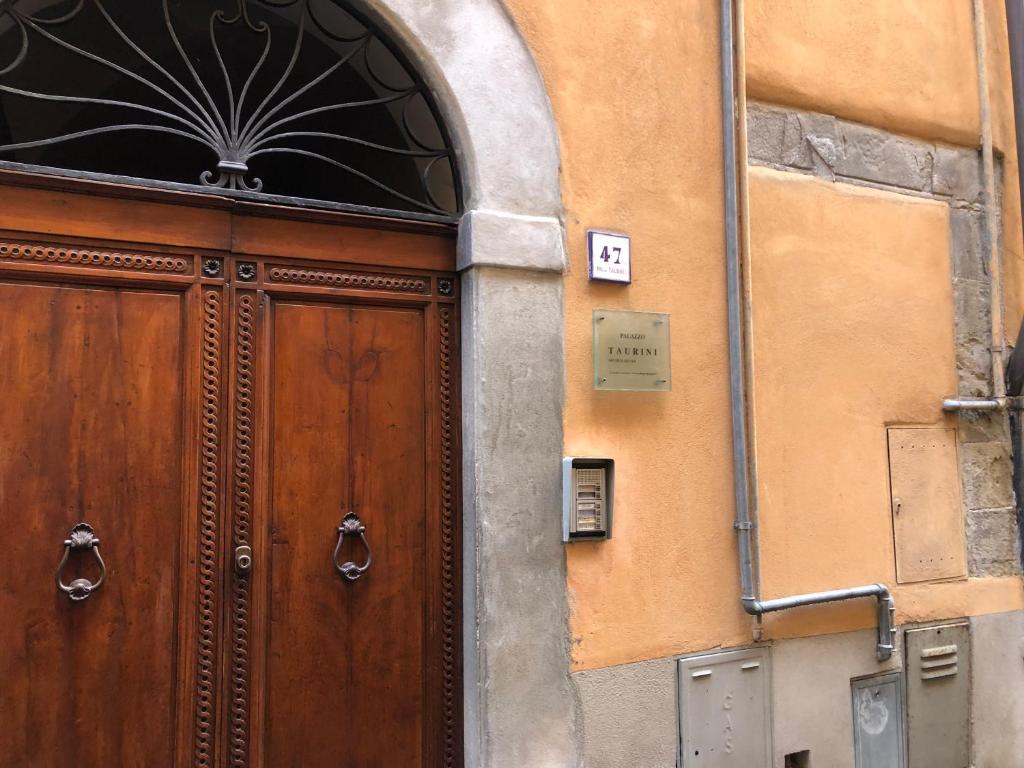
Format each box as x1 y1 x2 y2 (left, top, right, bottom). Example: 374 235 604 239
748 162 1024 645
745 0 980 146
762 576 1024 641
745 0 1024 342
503 0 754 670
504 0 1024 672
748 167 956 606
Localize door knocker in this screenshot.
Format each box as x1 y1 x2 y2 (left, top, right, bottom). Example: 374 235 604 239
56 523 106 602
333 512 372 582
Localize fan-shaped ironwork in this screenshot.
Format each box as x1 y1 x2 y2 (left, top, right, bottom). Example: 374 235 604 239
0 0 460 219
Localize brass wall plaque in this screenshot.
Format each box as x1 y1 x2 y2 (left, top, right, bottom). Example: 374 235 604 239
593 309 671 391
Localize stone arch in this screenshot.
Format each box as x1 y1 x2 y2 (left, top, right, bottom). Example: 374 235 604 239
354 0 562 218
354 2 577 766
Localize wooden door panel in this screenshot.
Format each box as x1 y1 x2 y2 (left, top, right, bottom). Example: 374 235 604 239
0 181 232 251
0 198 458 768
263 301 427 767
231 213 455 272
0 281 188 767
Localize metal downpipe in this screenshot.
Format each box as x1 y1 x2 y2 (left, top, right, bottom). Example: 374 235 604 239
720 0 894 661
975 0 1008 402
721 0 757 610
1005 0 1024 571
1007 0 1024 215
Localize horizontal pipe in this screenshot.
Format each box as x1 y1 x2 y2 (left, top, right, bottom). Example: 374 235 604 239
942 397 1024 411
943 398 1004 411
742 583 896 661
746 583 889 614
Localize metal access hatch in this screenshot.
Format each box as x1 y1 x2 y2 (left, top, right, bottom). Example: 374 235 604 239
677 647 771 766
905 623 970 768
852 673 906 768
887 428 967 583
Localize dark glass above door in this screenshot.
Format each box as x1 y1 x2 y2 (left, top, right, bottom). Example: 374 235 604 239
0 0 460 220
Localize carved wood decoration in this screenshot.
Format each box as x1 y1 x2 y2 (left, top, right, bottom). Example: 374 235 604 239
229 292 257 768
0 240 190 273
267 265 430 294
195 290 223 768
439 304 460 767
0 182 459 768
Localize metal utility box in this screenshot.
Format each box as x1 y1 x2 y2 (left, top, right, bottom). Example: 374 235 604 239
677 648 771 766
905 623 970 768
887 428 967 583
852 673 906 768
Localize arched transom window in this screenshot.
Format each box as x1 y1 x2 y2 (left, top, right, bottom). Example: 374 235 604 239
0 0 460 219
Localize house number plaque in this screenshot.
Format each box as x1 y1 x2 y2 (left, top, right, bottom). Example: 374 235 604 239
593 309 671 391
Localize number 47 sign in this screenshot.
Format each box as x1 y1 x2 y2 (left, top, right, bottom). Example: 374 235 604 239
588 230 631 284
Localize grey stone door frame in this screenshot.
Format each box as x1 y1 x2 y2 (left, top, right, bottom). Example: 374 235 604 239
354 2 578 766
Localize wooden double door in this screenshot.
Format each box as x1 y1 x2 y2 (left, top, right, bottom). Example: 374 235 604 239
0 181 461 767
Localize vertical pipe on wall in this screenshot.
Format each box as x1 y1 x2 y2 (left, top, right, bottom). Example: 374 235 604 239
721 0 895 660
975 0 1008 400
1006 0 1024 226
1003 0 1024 567
720 0 758 614
732 0 763 631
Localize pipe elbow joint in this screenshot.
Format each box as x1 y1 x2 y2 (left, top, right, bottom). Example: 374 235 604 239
741 596 762 616
873 583 894 607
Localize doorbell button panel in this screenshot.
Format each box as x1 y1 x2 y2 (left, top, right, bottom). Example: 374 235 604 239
562 457 614 542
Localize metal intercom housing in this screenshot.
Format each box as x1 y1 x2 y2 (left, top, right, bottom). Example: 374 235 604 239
562 457 614 541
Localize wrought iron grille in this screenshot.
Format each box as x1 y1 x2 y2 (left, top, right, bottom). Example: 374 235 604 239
0 0 460 219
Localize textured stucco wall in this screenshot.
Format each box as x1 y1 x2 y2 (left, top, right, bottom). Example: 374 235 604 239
971 610 1024 766
747 101 1023 611
491 1 1024 763
571 628 905 768
453 1 1024 764
503 0 752 670
748 168 955 602
572 657 678 768
771 629 904 768
502 0 1024 673
571 610 1024 767
746 0 980 146
745 0 1024 370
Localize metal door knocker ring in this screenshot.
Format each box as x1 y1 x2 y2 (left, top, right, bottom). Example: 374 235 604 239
333 512 372 582
56 523 106 601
